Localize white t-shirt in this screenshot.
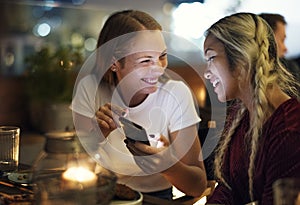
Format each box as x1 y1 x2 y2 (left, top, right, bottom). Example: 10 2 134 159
71 74 201 192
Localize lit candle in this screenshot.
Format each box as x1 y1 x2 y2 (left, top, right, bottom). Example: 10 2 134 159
62 166 97 190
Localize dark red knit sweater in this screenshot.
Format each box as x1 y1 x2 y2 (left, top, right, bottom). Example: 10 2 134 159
207 98 300 205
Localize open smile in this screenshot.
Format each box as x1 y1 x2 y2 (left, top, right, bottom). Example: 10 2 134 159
211 78 220 88
141 78 158 85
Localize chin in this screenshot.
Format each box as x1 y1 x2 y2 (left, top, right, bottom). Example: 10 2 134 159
143 86 158 94
217 95 226 103
218 99 227 103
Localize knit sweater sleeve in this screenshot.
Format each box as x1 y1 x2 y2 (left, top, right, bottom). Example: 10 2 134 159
206 182 233 204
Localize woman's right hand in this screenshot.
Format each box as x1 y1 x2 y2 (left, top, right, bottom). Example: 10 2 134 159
125 135 178 174
95 103 127 138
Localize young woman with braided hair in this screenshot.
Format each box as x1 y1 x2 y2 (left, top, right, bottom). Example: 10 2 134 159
203 12 300 204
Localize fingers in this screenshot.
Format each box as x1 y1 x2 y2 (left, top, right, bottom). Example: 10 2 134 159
125 140 147 156
158 135 169 146
111 104 128 117
95 103 127 130
96 106 117 129
127 140 162 155
125 134 170 156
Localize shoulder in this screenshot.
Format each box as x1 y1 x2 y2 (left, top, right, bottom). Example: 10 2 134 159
77 74 97 86
260 99 300 178
267 98 300 130
264 98 300 143
76 75 113 93
74 75 100 99
75 74 99 93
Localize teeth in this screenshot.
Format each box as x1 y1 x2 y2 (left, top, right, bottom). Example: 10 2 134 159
142 78 158 84
212 79 220 88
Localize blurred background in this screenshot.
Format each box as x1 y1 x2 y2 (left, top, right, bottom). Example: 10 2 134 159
1 0 300 132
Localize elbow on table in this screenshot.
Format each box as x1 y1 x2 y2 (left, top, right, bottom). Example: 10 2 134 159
185 178 208 197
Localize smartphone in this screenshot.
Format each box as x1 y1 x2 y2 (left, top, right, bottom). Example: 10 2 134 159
119 117 150 145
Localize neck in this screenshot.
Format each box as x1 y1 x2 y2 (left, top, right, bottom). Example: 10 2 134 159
243 85 291 116
239 84 290 120
129 94 148 107
267 84 290 109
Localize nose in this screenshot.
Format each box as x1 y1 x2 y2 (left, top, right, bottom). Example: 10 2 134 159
149 65 165 76
204 70 212 79
150 59 166 73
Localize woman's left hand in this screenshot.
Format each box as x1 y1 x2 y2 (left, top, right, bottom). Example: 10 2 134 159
125 135 177 174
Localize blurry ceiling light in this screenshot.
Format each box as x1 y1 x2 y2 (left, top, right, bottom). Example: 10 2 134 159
34 23 51 37
172 0 226 41
172 2 205 39
71 33 84 47
84 38 97 52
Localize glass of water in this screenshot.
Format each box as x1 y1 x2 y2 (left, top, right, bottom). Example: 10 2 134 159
0 126 20 172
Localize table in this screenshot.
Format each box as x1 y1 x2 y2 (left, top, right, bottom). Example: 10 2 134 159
0 180 203 205
17 133 209 205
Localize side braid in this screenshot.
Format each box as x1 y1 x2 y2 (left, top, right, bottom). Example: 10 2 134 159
214 105 246 189
248 15 276 200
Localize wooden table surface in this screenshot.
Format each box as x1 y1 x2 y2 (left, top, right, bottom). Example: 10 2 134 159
18 133 210 205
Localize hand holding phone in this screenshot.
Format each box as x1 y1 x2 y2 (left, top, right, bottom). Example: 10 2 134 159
119 117 150 145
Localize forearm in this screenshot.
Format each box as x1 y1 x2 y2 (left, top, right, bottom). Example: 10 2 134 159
161 160 207 197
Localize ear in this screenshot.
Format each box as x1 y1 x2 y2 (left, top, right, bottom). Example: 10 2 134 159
111 56 119 72
111 64 119 72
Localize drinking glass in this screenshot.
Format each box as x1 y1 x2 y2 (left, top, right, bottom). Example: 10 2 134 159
0 126 20 172
273 178 300 205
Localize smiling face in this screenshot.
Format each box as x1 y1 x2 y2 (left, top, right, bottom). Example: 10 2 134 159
114 31 168 106
203 34 240 102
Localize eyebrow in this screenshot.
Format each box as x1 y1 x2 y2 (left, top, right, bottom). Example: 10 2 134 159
204 48 213 55
136 49 167 59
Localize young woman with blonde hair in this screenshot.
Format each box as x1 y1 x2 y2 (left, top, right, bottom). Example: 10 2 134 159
203 12 300 204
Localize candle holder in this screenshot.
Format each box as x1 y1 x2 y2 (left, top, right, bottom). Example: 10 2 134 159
32 131 116 205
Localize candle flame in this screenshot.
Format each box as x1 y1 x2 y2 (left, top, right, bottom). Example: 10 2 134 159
63 167 96 183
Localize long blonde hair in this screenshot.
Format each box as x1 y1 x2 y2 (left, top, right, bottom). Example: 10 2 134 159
205 12 299 200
